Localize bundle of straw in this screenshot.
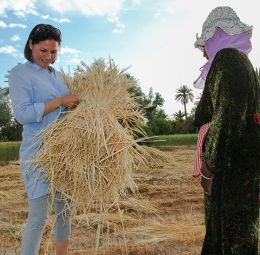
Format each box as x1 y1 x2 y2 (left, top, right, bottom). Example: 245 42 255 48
29 58 151 213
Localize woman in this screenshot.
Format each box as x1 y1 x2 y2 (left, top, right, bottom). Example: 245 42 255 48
193 6 260 255
8 24 81 255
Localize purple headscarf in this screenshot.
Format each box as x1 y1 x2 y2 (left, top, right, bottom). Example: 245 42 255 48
193 28 252 89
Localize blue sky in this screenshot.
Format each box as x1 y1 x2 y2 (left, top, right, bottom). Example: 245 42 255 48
1 0 260 116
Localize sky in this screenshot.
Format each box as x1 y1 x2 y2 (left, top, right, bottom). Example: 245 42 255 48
1 0 260 117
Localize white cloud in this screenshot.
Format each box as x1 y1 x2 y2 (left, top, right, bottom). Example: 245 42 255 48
52 18 71 23
107 13 119 22
10 34 21 41
1 0 120 28
0 1 9 16
116 21 125 28
164 7 175 14
155 12 161 18
41 15 49 19
62 52 82 64
61 47 80 54
0 21 7 28
0 45 19 56
41 15 71 23
132 0 143 5
165 7 175 14
107 12 125 32
44 0 123 16
113 29 123 33
0 0 38 18
9 23 27 28
14 9 38 17
0 21 27 29
66 58 81 64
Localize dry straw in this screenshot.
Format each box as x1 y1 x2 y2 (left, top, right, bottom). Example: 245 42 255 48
28 58 163 217
27 58 174 252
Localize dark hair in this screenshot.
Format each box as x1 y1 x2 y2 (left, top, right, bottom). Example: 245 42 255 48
24 24 62 62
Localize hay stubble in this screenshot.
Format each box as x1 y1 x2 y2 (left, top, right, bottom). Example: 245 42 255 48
0 145 208 254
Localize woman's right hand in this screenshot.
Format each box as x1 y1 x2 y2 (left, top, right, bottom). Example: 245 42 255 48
201 176 213 196
43 94 82 117
200 162 214 196
60 94 82 109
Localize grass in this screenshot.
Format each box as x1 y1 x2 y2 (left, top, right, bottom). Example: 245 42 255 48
0 134 198 162
0 142 21 162
144 134 198 147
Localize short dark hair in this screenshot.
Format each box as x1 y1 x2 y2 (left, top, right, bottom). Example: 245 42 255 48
24 24 62 62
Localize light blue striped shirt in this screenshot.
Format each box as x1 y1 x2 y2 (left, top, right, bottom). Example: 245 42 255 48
9 61 69 199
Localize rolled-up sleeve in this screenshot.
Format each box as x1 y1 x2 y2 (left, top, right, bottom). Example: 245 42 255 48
9 67 44 124
34 103 44 123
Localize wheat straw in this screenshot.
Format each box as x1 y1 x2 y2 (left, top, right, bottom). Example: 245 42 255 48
26 58 173 253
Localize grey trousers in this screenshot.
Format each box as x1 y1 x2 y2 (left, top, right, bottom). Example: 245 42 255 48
21 192 72 255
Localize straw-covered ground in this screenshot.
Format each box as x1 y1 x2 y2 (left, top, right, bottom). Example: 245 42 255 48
0 145 207 255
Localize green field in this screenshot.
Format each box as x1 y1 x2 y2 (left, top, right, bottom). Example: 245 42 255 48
0 142 21 162
143 134 198 147
0 134 198 162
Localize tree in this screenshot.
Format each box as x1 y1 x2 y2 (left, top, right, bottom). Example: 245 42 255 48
141 88 173 135
0 85 22 141
141 87 164 119
0 119 22 141
175 85 194 120
172 110 185 133
0 87 12 127
146 109 172 135
125 75 172 136
125 73 145 108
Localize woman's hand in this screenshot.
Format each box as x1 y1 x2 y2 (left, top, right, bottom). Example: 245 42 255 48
200 162 214 196
43 94 82 116
60 94 82 109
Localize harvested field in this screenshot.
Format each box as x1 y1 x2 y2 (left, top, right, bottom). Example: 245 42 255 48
0 145 206 255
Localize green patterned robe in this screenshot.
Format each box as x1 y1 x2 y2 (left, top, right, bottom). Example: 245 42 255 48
194 48 260 255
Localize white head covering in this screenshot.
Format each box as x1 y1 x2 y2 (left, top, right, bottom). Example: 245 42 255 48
194 6 253 89
194 6 253 51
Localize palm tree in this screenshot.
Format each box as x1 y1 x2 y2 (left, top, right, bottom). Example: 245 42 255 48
172 110 185 133
172 110 185 122
175 85 194 120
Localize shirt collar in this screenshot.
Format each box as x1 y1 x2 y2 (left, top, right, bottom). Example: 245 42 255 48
26 61 55 75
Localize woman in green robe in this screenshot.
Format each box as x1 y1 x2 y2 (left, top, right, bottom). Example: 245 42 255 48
193 6 260 255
